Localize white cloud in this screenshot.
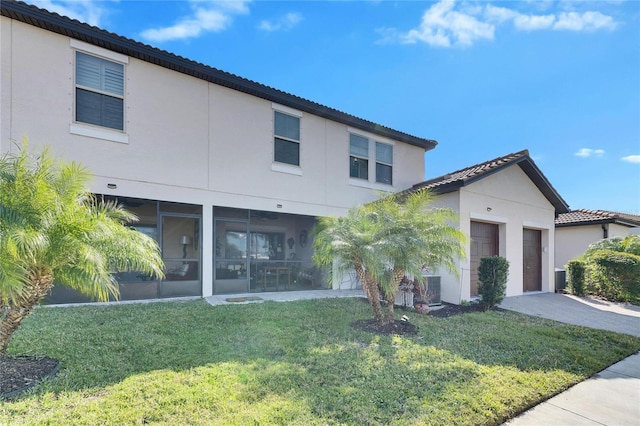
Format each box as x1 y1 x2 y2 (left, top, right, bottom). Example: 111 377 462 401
513 14 555 31
554 11 618 31
30 0 109 26
484 5 518 24
621 155 640 164
575 148 605 158
401 0 494 47
388 0 619 48
258 12 303 32
140 1 250 43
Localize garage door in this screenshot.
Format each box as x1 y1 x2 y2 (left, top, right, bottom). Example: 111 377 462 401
523 229 542 292
470 221 499 297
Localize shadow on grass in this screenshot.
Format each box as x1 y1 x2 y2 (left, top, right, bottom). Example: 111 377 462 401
5 298 640 424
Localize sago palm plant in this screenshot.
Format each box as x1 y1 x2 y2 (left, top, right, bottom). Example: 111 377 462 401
367 191 466 324
313 190 466 326
0 141 164 354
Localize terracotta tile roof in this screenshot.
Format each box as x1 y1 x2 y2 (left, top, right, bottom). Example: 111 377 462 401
402 149 570 214
0 0 436 151
556 209 640 227
411 150 530 192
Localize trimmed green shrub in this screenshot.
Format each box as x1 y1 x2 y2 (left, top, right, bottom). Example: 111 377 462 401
584 237 625 258
621 235 640 256
566 259 587 296
589 249 640 303
478 256 509 311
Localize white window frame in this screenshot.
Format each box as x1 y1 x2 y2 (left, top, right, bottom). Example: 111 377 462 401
347 128 395 188
375 142 393 185
349 133 369 180
272 104 302 173
69 40 129 144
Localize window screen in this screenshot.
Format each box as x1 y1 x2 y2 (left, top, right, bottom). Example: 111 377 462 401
375 142 393 185
349 134 369 179
76 51 124 131
274 111 300 166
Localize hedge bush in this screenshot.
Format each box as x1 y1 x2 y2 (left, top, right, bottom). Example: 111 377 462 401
584 237 625 258
622 235 640 256
478 256 509 311
566 259 587 296
589 249 640 303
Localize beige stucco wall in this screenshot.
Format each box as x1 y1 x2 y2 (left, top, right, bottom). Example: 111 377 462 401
555 223 635 268
431 165 557 304
1 18 426 214
1 18 428 296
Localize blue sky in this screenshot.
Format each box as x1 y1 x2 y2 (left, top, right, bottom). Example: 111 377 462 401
30 0 640 213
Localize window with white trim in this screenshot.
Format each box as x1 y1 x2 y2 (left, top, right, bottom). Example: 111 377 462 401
375 142 393 185
75 51 124 131
349 134 369 180
274 111 300 166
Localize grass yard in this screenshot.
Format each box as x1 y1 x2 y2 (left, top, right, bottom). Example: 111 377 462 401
2 298 639 425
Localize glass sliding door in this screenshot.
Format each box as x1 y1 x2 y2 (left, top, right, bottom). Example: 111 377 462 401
161 214 201 297
214 218 250 293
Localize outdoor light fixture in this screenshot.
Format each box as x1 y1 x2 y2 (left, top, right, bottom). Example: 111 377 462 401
107 183 117 189
180 235 192 258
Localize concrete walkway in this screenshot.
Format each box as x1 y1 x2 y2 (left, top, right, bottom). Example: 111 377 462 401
205 289 365 306
500 293 640 425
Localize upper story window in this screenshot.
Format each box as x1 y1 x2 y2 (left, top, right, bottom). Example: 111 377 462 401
375 142 393 185
75 51 124 131
349 134 369 180
349 132 394 187
274 111 300 166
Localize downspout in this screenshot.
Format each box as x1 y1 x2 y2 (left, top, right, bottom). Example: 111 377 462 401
602 224 609 239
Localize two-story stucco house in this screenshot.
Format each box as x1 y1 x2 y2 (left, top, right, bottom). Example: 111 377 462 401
1 1 435 302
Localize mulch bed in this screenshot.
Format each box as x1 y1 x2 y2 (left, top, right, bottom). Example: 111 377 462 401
426 302 492 318
352 301 500 335
0 355 60 399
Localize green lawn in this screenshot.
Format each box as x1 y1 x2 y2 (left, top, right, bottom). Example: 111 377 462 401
2 298 639 425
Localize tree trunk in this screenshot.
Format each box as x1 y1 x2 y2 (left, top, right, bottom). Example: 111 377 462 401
355 265 383 325
0 270 53 355
381 269 406 326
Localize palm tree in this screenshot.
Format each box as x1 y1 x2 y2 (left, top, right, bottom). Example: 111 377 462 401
366 191 466 324
313 208 385 322
0 142 164 354
313 190 466 327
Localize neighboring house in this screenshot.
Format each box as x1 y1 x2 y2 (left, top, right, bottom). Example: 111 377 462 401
0 1 436 302
555 210 640 268
402 150 570 304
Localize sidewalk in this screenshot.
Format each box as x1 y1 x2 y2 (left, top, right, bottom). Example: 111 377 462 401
501 293 640 425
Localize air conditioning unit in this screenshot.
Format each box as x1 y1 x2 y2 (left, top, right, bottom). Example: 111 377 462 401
426 276 441 306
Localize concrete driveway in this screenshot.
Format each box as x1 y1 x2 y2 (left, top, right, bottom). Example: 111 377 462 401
500 293 640 425
499 292 640 337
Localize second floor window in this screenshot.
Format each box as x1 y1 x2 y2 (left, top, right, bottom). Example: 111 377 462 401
349 134 369 180
375 142 393 185
274 111 300 166
75 51 124 131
